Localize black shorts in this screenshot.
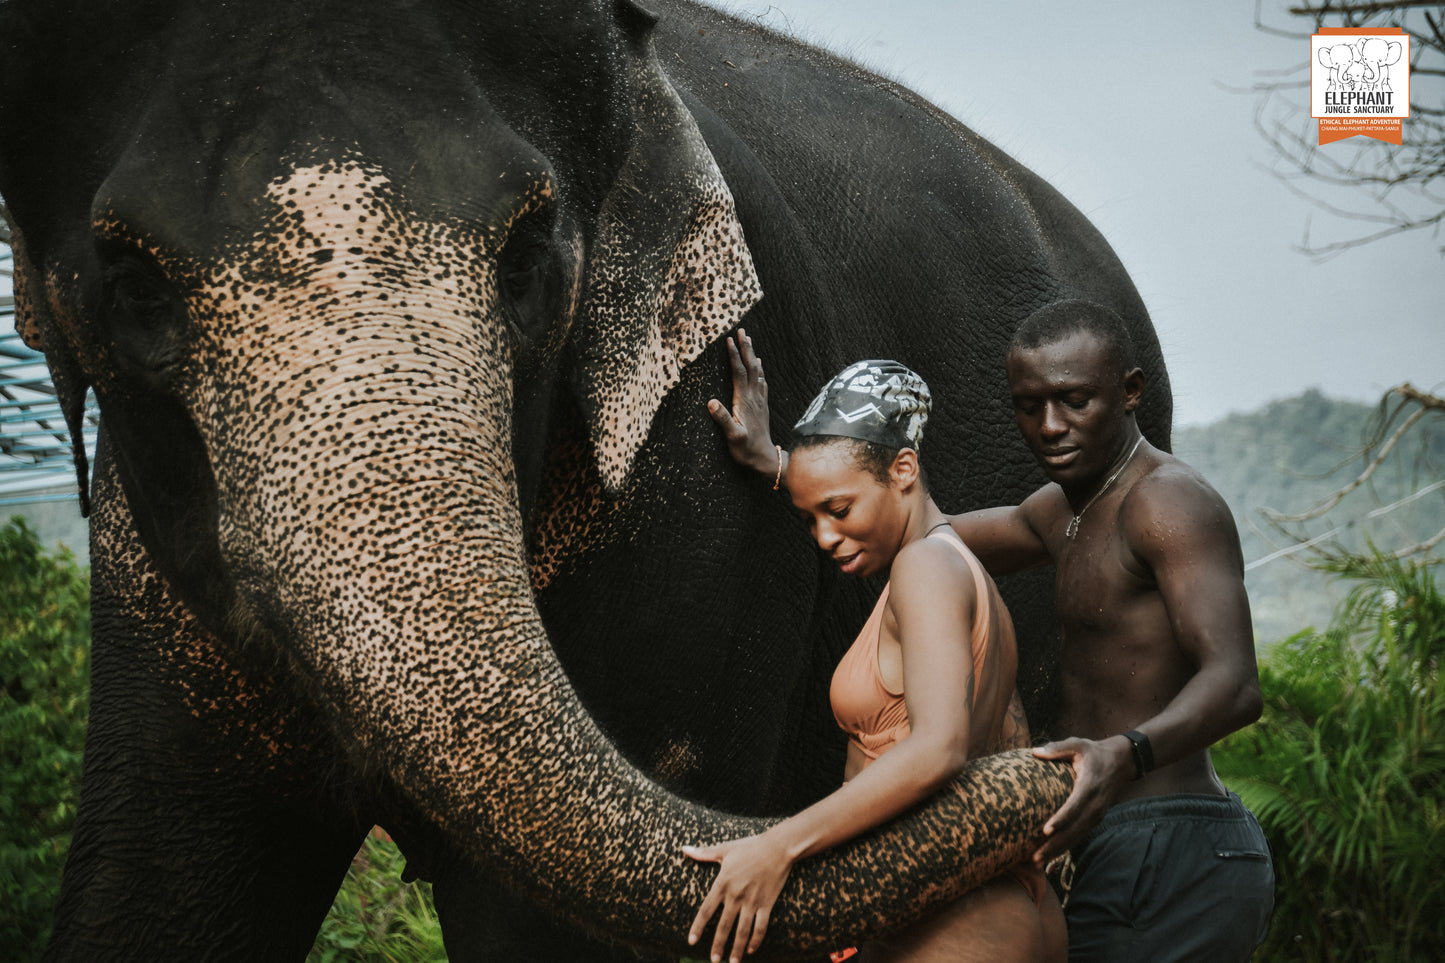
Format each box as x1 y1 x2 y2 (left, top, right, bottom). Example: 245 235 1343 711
1064 791 1274 962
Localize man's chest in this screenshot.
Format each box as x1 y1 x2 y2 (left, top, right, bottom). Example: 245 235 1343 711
1051 534 1156 631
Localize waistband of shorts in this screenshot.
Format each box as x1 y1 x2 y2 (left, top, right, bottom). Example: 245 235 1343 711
1083 791 1245 840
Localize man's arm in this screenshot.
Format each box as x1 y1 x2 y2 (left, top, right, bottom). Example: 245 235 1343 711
1032 467 1263 864
947 490 1058 576
1107 469 1264 767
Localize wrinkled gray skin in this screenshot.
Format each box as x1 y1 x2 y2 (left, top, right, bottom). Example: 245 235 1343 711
0 0 1166 960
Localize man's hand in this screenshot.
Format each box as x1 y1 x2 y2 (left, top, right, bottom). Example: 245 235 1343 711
707 329 780 476
683 833 794 963
1030 735 1134 866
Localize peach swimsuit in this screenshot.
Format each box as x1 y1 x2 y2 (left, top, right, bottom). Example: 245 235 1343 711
829 530 1008 761
828 530 1049 908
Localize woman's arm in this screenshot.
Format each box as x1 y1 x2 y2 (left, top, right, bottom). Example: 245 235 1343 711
707 329 788 479
684 539 978 963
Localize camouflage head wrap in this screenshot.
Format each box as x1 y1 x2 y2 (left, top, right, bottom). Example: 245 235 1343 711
793 360 931 451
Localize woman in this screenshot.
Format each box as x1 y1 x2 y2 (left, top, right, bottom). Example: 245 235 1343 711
683 334 1065 963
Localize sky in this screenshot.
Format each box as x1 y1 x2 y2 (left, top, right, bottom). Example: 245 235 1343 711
708 0 1444 427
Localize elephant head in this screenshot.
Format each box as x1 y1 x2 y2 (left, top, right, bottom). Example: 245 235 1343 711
1342 58 1368 90
1 0 1069 956
1355 36 1403 91
1318 42 1359 89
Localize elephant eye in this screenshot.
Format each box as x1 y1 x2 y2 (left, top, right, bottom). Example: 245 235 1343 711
105 260 176 325
496 213 563 345
101 257 187 384
501 239 547 306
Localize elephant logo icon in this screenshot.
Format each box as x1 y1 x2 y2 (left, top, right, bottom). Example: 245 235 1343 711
1310 28 1409 142
1318 37 1403 93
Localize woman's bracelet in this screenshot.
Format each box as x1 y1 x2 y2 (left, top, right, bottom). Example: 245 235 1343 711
772 445 784 490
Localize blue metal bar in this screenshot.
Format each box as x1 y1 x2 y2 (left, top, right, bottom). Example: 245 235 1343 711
1 450 78 464
0 377 61 391
0 445 80 458
0 491 84 507
0 463 74 474
0 406 68 425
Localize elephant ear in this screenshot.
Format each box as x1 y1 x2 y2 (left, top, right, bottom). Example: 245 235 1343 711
2 208 92 515
571 18 762 492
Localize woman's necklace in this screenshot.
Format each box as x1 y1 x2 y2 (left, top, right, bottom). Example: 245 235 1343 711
924 520 951 537
1065 435 1144 540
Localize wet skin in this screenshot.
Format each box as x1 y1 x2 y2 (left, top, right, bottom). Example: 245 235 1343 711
713 329 1263 867
951 330 1262 862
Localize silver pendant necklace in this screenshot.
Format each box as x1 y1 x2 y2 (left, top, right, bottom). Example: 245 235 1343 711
1065 435 1144 540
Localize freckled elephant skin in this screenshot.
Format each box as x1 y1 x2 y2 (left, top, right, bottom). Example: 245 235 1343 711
2 0 1151 959
51 441 371 960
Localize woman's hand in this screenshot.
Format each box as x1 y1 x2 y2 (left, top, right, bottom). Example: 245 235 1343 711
683 832 794 963
707 329 781 477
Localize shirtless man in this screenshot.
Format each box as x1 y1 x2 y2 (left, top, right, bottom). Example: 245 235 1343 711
709 302 1275 961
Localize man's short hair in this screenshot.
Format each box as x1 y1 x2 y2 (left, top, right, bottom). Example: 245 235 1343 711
1010 300 1137 375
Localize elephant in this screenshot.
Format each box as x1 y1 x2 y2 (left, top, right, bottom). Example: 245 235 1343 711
0 0 1170 959
1319 42 1360 90
1355 36 1404 93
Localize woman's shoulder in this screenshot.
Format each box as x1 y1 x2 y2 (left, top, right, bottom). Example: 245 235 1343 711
885 536 982 649
890 534 979 600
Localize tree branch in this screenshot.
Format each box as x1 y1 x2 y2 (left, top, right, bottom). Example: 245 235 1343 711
1260 387 1439 543
1391 522 1445 557
1265 403 1429 521
1259 385 1445 566
1291 1 1444 15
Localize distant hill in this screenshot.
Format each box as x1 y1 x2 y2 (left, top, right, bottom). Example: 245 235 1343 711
1174 388 1445 643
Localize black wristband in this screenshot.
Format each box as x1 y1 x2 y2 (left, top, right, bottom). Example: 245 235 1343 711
1122 729 1154 780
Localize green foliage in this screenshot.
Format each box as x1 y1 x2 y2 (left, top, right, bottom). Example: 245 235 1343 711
1215 550 1444 961
0 516 91 959
308 829 447 963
